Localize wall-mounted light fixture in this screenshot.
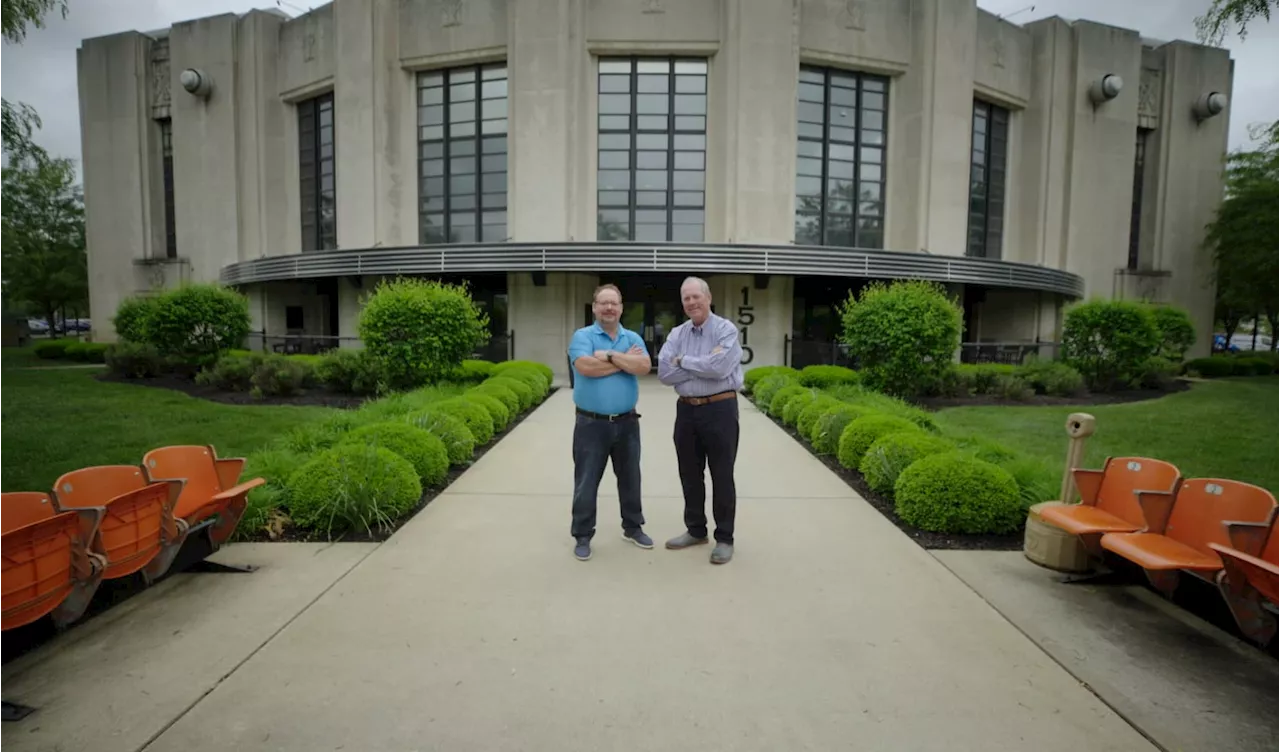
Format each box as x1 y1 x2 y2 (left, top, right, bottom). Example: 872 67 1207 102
179 68 213 99
1087 74 1123 105
1192 91 1228 121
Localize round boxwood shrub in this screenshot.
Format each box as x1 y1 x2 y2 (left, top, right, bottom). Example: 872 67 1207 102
839 280 963 397
768 384 809 417
286 444 423 538
799 365 859 388
744 365 798 394
340 421 449 488
492 360 554 385
860 431 956 497
404 409 476 466
487 376 534 411
495 366 549 401
449 359 496 383
836 414 921 470
358 277 490 390
894 452 1022 534
1148 304 1196 362
469 381 520 415
796 395 843 439
813 405 873 455
434 396 496 444
754 373 797 410
781 390 817 426
1062 299 1160 391
145 283 252 359
112 295 160 344
462 391 510 431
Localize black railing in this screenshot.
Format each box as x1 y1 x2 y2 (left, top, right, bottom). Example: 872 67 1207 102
959 341 1059 366
244 330 514 362
784 336 855 369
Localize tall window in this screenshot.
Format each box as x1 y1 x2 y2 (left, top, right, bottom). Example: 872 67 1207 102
596 57 708 242
298 92 336 252
1127 128 1151 270
966 100 1007 259
417 64 509 244
794 66 888 250
159 118 176 259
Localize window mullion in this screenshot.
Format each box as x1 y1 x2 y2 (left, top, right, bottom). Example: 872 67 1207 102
667 61 675 241
475 67 483 236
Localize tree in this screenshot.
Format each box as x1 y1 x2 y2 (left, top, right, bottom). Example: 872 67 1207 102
1 0 68 164
1195 0 1277 45
1 155 87 332
1205 123 1279 350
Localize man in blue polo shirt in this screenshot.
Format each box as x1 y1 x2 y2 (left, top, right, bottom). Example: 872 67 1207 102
567 283 653 561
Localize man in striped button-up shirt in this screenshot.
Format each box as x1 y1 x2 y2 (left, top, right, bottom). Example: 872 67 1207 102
657 276 744 565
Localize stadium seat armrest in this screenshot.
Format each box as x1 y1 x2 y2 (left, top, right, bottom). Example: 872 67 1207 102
1135 489 1177 533
1224 520 1272 557
212 478 266 502
213 457 247 490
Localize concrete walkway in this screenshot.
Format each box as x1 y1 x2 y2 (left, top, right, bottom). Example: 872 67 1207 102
6 379 1157 751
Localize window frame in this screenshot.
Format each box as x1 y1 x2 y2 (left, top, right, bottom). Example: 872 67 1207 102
966 99 1008 259
159 118 176 259
298 92 337 253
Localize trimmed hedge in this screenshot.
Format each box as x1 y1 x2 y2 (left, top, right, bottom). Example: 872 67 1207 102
492 360 554 385
812 404 872 455
836 414 921 470
358 277 490 389
781 389 817 426
894 452 1022 534
744 365 798 394
754 373 799 410
286 444 423 537
469 381 520 415
796 395 843 439
860 431 956 496
839 280 963 397
1062 299 1160 390
799 365 859 388
768 384 810 417
340 422 450 488
404 409 477 466
1186 355 1277 378
462 391 510 431
487 376 535 411
433 397 497 444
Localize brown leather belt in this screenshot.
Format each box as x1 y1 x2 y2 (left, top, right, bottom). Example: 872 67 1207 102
678 390 738 406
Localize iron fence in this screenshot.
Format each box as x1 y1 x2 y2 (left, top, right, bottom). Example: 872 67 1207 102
784 336 1060 369
784 336 856 369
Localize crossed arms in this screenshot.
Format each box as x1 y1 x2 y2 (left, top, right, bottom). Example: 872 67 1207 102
657 323 742 386
570 332 651 378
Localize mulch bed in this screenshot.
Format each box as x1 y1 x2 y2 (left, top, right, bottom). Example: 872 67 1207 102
910 380 1190 411
95 371 370 409
766 415 1024 551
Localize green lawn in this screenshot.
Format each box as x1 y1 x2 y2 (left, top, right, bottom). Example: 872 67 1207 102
1 366 338 492
933 377 1278 493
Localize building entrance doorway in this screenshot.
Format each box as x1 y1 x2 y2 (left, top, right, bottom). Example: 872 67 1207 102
586 274 687 369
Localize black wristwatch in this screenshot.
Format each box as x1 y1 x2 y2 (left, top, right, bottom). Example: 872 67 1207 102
606 352 614 363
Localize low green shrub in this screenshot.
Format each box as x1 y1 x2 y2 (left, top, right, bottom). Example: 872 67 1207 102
1185 356 1235 378
235 446 308 541
63 341 109 363
1149 304 1196 362
1130 355 1178 391
462 392 510 431
894 452 1022 534
358 277 490 390
953 434 1019 465
33 339 72 359
496 366 550 401
799 365 859 388
250 354 313 397
433 397 496 444
744 365 798 393
994 374 1034 402
754 373 799 410
1017 357 1086 397
1062 299 1160 391
281 413 362 454
316 348 388 396
197 352 258 391
836 414 921 470
145 283 252 360
999 455 1059 509
839 280 963 397
404 409 476 466
813 404 872 455
469 381 520 416
340 422 449 488
859 431 956 496
768 384 810 417
449 359 497 383
953 364 1016 395
781 390 817 426
112 295 160 344
826 384 938 432
105 342 165 378
286 444 423 537
492 360 554 385
1235 355 1279 375
796 395 844 439
487 376 534 411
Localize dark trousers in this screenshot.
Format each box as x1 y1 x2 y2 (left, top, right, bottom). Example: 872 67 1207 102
674 397 740 544
571 412 644 540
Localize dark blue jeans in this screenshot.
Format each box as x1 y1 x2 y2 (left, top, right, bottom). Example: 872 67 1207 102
571 411 643 540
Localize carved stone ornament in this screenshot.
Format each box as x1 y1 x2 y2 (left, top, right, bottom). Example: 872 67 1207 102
303 32 316 62
150 38 171 111
442 0 463 27
844 0 867 30
641 0 664 14
992 34 1006 69
1138 67 1161 118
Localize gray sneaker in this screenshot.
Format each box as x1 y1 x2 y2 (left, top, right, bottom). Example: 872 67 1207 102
574 537 591 561
665 531 709 550
710 542 734 565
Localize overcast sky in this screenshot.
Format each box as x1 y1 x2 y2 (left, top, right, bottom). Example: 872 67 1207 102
1 0 1276 177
